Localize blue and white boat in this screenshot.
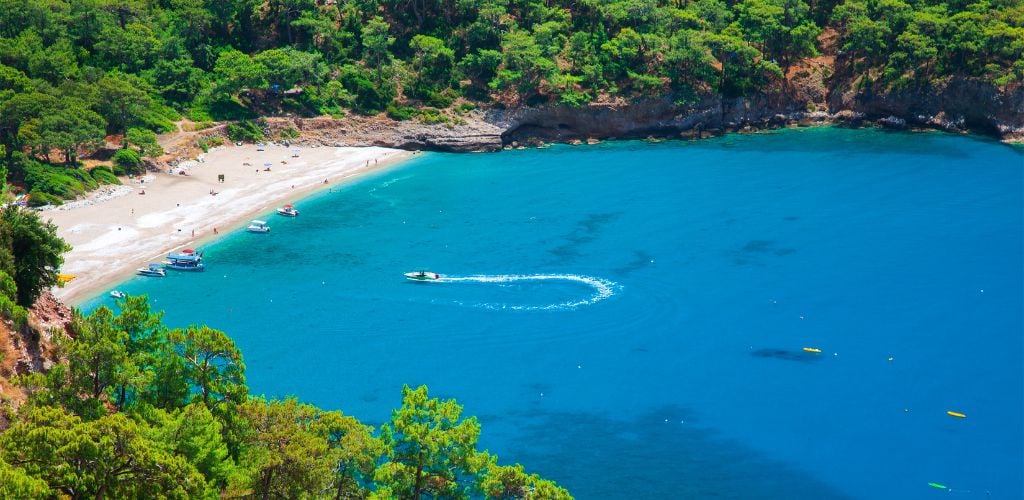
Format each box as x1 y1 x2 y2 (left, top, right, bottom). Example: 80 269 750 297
165 248 205 271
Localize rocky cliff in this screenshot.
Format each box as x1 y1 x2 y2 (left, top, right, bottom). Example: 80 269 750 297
154 67 1022 166
269 78 1022 154
0 292 71 413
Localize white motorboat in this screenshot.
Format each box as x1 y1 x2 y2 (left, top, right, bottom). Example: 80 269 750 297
404 271 441 282
110 290 126 299
276 204 299 217
246 220 270 233
137 263 166 277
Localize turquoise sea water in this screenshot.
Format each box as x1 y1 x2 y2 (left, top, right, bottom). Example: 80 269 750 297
89 128 1023 499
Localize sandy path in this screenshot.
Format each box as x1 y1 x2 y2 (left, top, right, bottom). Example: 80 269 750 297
45 144 413 305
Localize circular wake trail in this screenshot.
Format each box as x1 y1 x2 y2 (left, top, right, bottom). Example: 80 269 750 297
437 274 617 311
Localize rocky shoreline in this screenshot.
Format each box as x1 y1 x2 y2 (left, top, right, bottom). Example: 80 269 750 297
272 76 1022 154
152 76 1021 172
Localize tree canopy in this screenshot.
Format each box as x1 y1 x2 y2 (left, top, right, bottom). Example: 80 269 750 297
0 0 1017 200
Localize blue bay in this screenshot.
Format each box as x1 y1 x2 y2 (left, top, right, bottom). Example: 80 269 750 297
88 128 1023 499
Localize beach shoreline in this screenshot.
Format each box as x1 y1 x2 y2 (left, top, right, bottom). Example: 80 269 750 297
46 144 414 305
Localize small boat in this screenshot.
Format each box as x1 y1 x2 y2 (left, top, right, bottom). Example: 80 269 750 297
165 249 205 271
137 263 166 277
110 290 126 299
276 204 299 217
404 271 441 282
947 411 967 418
802 347 822 353
246 220 270 233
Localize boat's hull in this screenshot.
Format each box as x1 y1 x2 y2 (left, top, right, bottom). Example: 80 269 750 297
165 264 205 271
247 227 270 233
276 209 299 217
137 270 166 277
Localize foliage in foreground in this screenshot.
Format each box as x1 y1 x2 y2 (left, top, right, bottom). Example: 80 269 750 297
0 205 70 310
0 296 571 499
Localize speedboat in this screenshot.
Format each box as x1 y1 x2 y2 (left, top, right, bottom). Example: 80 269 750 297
246 220 270 233
404 271 441 282
166 248 205 271
276 204 299 217
137 263 166 277
110 290 126 299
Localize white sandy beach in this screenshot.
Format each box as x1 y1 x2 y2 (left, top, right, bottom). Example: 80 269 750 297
45 144 412 304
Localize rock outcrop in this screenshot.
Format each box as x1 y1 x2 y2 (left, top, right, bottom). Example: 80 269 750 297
252 79 1021 155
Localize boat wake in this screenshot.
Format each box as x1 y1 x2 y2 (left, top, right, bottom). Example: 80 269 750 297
437 274 618 311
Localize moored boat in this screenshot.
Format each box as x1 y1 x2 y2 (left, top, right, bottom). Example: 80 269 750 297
166 248 205 271
276 204 299 217
110 290 126 298
404 271 441 282
137 263 167 277
247 220 270 233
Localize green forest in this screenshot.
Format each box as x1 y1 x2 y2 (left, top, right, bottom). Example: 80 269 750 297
0 2 1021 497
0 0 1021 204
0 208 569 497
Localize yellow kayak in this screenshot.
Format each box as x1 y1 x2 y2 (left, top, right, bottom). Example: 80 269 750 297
947 411 967 418
802 347 822 353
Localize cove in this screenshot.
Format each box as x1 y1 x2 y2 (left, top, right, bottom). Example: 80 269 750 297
88 128 1024 499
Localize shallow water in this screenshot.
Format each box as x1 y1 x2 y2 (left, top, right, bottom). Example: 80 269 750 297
91 128 1023 499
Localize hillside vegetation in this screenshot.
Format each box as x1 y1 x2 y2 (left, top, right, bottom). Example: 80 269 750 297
1 294 571 498
1 0 1021 199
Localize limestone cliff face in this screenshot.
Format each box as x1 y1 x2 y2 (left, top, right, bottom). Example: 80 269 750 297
272 114 504 152
268 78 1020 154
154 72 1021 167
830 77 1024 139
488 78 1022 145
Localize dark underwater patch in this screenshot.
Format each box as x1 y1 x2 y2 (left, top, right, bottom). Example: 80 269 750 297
499 405 851 499
751 348 822 363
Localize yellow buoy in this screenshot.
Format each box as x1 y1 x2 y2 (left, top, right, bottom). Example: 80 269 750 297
946 411 967 418
802 347 822 353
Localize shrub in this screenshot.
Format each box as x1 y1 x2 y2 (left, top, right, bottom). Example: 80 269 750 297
196 136 224 152
418 107 449 125
26 190 63 207
90 167 121 185
114 149 143 174
22 161 96 199
425 90 455 109
278 127 300 140
227 121 264 143
386 105 418 121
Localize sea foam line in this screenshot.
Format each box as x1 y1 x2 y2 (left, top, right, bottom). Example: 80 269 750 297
438 274 617 311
